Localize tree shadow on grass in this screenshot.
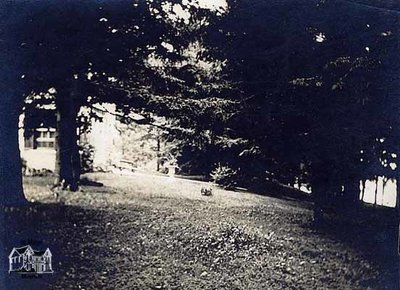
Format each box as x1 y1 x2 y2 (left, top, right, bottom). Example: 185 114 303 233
309 206 399 289
2 198 398 289
80 177 104 187
230 180 313 204
2 202 113 290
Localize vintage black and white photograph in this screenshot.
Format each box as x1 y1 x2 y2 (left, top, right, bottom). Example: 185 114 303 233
0 0 399 289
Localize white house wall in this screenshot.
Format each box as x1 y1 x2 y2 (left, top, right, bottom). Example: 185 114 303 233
19 113 56 171
85 103 122 169
19 103 122 172
22 149 56 171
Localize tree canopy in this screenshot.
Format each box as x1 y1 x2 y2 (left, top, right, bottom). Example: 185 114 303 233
1 0 399 213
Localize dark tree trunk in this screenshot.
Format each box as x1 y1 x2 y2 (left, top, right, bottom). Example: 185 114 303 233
338 177 361 218
54 82 81 191
0 96 27 206
343 179 361 207
312 180 328 224
397 179 400 209
360 180 366 202
374 175 379 207
311 160 331 224
394 149 400 256
0 1 27 206
156 137 161 172
0 95 28 290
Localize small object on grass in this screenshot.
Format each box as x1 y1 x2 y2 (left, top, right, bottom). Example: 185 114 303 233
201 187 213 196
200 271 208 277
52 187 66 204
51 179 64 190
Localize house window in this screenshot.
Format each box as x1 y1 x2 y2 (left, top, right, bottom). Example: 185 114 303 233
24 135 35 148
37 141 55 148
25 128 56 149
36 129 56 148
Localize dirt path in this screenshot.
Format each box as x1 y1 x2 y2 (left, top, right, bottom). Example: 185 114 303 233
10 173 396 289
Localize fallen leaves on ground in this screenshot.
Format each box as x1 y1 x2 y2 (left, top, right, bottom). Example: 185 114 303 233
12 173 397 289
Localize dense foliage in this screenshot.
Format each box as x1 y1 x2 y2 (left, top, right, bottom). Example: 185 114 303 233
2 0 399 211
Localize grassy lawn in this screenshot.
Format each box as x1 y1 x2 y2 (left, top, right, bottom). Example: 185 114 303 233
8 173 397 289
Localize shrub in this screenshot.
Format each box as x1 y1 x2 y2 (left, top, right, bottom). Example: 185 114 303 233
80 141 95 173
210 164 238 189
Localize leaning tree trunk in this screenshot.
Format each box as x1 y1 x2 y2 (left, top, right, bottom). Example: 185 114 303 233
54 82 81 191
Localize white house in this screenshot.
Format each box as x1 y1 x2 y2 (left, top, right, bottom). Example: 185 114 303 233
19 103 122 172
19 102 165 173
9 245 53 274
